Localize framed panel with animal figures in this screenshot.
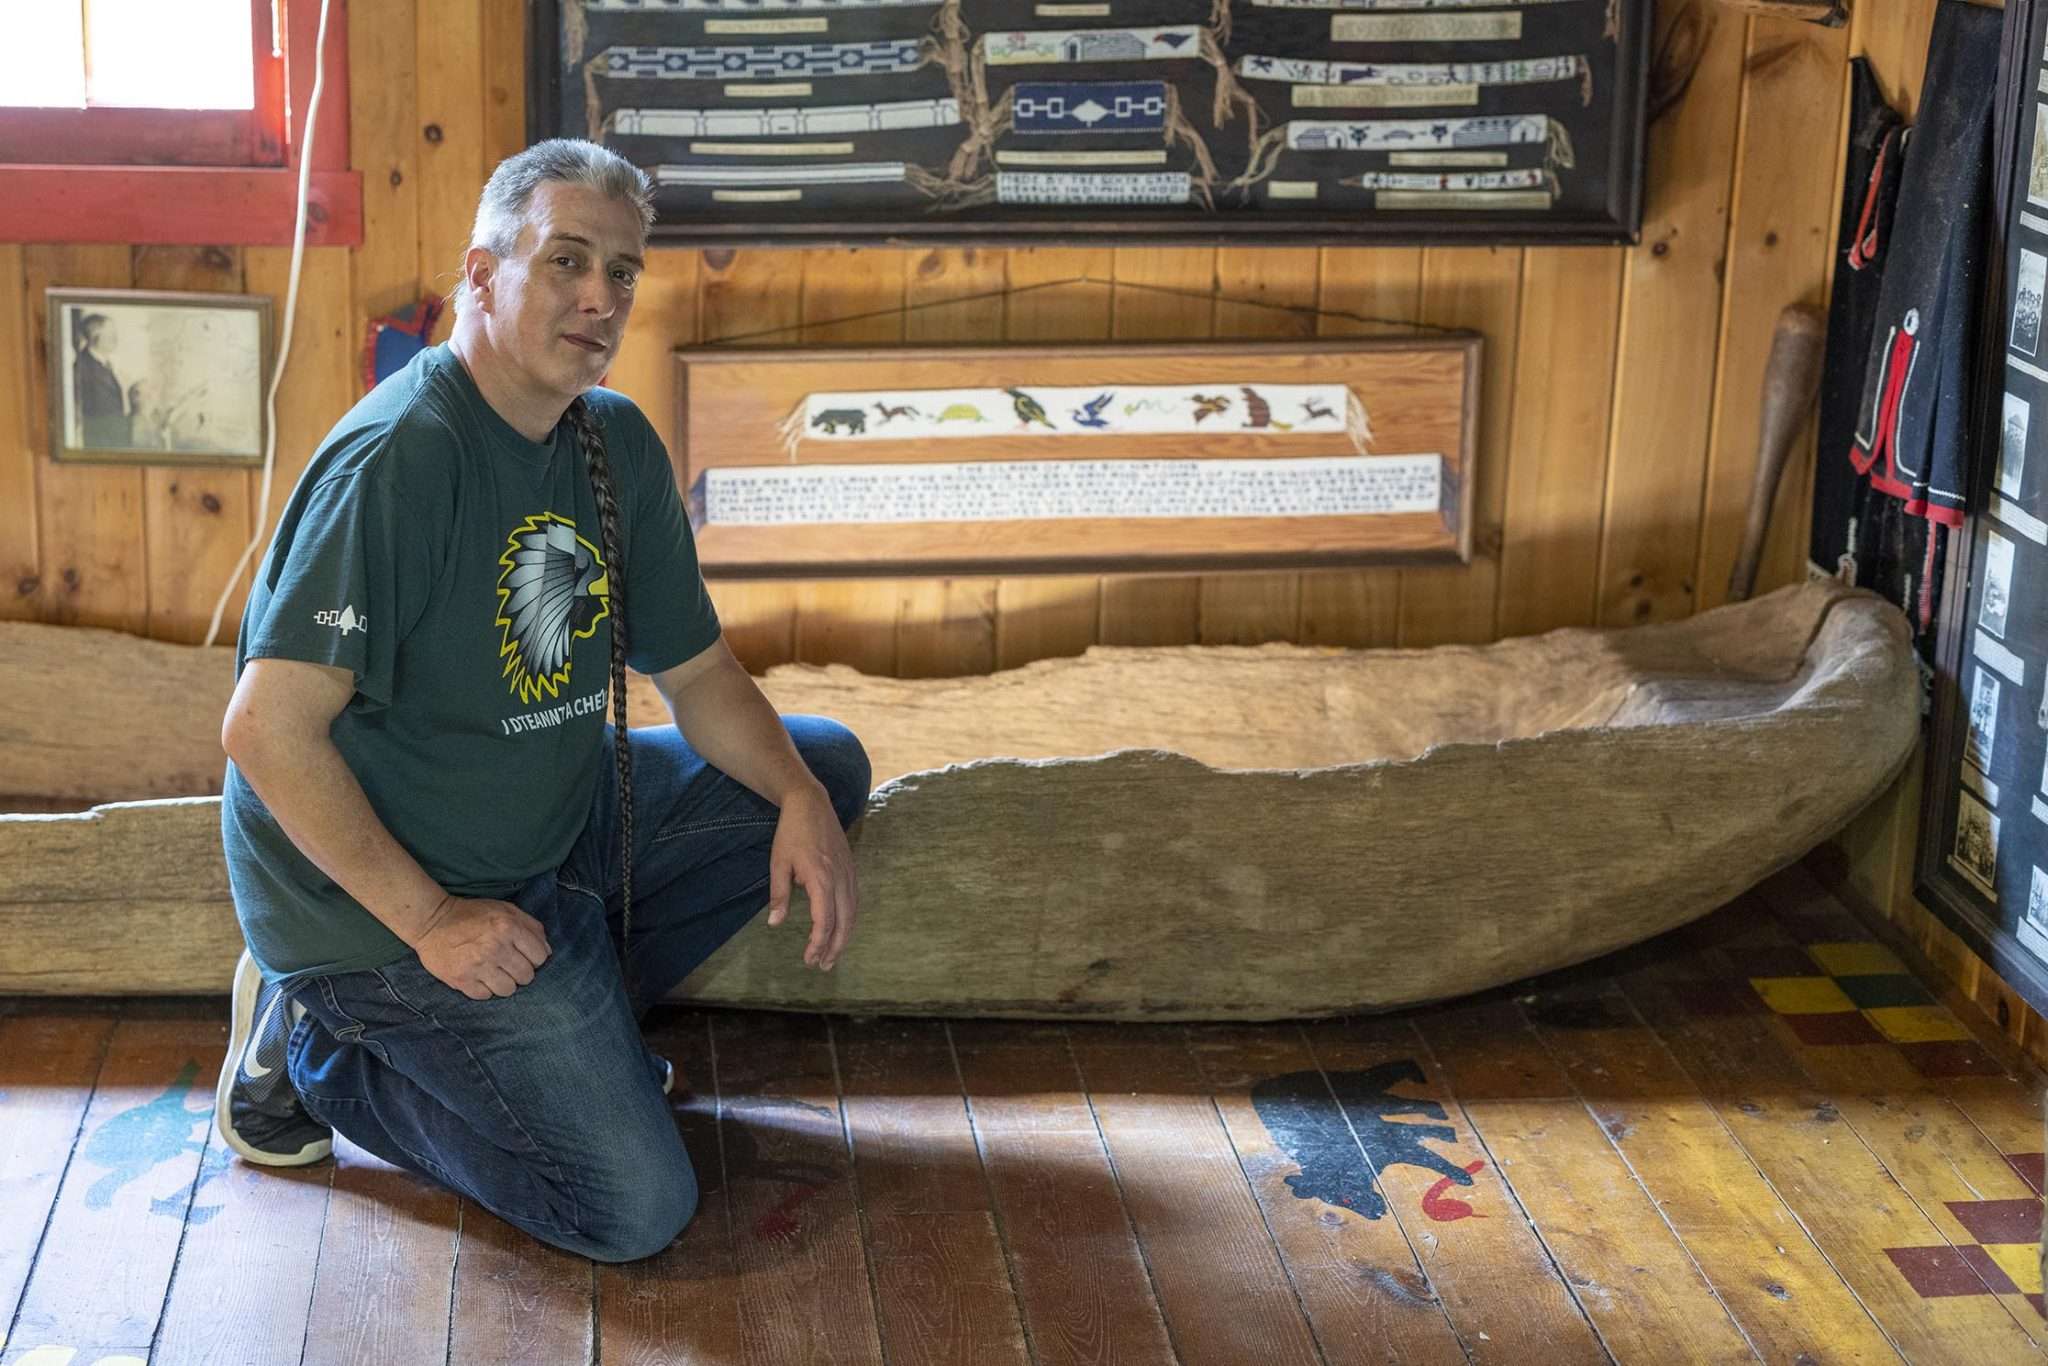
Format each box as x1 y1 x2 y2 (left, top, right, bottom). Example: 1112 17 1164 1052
672 335 1480 577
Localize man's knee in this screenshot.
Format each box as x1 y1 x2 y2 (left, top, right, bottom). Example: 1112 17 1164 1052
789 716 872 827
577 1159 699 1264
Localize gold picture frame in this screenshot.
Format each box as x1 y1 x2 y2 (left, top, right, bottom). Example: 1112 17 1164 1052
45 287 273 467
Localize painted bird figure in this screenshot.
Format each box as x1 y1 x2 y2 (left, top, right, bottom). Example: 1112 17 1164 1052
1071 392 1114 428
1006 387 1055 430
1191 393 1231 423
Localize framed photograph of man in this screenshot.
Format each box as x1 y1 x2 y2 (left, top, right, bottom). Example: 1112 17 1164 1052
45 288 271 466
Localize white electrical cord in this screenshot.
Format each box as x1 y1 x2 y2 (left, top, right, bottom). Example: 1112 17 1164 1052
203 0 333 648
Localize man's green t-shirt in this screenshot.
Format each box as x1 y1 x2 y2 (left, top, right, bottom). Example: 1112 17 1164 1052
222 344 722 991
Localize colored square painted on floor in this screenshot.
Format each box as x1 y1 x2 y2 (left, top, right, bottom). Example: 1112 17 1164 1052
1982 1245 2048 1302
1783 1010 1885 1046
1888 1244 1999 1297
1899 1040 2005 1079
1833 973 1933 1010
1750 976 1857 1015
1974 1245 2039 1302
1667 978 1767 1017
1984 1242 2046 1296
1959 1244 2024 1294
1949 1197 2045 1246
1807 940 1909 977
1723 944 1821 980
1865 1005 1975 1044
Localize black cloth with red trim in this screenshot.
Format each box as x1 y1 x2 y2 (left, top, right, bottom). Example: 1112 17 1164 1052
1843 1 2000 530
1812 57 1907 592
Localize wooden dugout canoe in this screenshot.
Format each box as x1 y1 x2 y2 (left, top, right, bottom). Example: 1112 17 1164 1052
0 580 1918 1018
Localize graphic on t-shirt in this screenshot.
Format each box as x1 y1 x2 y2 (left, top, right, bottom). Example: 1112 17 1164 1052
494 513 610 704
313 604 365 636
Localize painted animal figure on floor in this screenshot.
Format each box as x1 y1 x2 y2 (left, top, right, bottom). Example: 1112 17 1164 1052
711 1094 841 1242
937 403 987 423
1251 1059 1479 1221
79 1059 230 1224
872 401 921 425
1191 393 1231 423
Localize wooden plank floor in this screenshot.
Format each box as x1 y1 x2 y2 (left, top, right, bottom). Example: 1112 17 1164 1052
2 866 2044 1365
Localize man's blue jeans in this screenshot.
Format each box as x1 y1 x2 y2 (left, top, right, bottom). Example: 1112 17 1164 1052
283 717 871 1263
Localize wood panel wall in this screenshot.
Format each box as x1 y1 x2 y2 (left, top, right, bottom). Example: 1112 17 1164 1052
2 0 1852 675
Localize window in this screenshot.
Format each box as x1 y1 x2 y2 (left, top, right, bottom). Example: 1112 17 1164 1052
0 0 360 246
0 0 285 166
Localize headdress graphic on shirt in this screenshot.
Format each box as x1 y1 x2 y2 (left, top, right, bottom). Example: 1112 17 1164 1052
494 513 610 704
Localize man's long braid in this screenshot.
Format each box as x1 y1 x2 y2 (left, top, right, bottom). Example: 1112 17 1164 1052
566 397 637 1001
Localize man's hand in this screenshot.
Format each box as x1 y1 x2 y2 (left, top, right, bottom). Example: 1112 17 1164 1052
652 639 865 971
413 895 552 999
763 784 859 970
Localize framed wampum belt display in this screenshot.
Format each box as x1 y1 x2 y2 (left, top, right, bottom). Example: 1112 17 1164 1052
527 0 1648 245
671 335 1480 577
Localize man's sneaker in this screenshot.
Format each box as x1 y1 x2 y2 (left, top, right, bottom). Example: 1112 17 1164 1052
214 949 333 1167
644 1045 687 1097
645 1048 678 1096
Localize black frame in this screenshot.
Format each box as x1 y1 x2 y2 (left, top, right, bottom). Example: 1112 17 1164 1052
526 0 1649 248
1917 0 2048 1012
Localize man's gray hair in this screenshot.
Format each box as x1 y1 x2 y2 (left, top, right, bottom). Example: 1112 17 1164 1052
452 138 654 315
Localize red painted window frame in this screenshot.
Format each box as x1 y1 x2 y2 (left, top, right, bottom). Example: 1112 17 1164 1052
0 0 362 247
